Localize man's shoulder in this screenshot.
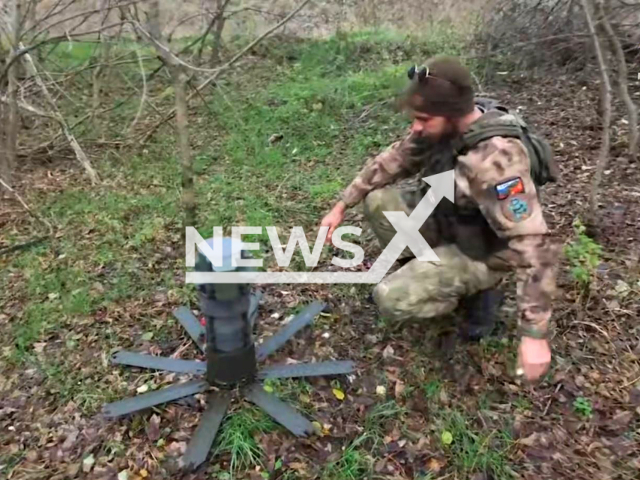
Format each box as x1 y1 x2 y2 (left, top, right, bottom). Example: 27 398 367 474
461 136 530 171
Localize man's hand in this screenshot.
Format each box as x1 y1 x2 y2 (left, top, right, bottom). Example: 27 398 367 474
320 201 346 244
517 336 551 382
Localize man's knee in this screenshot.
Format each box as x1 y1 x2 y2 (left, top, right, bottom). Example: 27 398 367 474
363 188 402 221
372 261 459 321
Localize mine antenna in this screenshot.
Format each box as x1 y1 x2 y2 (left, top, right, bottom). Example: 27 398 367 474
103 237 356 470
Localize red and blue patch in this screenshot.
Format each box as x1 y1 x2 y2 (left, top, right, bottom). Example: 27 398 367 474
495 177 525 200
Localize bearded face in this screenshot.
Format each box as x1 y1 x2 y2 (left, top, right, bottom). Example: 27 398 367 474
409 110 460 142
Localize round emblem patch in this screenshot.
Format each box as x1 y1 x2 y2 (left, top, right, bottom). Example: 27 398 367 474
503 196 530 223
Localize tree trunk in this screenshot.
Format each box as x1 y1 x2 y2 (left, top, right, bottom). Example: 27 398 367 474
3 0 21 190
92 0 111 139
172 66 196 229
581 0 612 224
597 0 638 160
210 0 227 65
143 0 196 229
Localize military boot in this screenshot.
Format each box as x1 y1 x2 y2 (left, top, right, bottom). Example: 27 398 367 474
459 288 504 341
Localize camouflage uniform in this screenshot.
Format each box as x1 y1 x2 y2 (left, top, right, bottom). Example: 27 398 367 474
341 123 559 339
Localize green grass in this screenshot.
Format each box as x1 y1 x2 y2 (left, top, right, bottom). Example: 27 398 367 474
437 410 516 480
213 405 277 475
0 26 495 479
322 433 373 480
422 379 442 399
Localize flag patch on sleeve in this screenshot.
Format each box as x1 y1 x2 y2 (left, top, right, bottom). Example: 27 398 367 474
495 177 525 200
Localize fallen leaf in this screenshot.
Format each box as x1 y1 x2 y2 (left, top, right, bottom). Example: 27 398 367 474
136 384 149 394
146 414 161 442
166 441 186 456
441 431 453 445
395 380 405 398
82 454 95 473
62 429 78 451
312 421 323 435
519 433 537 447
141 332 154 341
376 385 387 396
288 462 308 473
427 457 444 472
139 470 149 478
269 133 284 145
33 342 46 353
332 388 345 400
299 394 310 403
66 463 80 477
382 344 395 359
263 385 274 393
118 471 129 480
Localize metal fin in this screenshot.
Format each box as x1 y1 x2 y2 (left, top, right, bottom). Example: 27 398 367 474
249 291 262 328
182 391 232 470
259 360 356 380
244 383 314 437
111 351 206 374
256 301 324 361
103 380 208 418
173 306 206 352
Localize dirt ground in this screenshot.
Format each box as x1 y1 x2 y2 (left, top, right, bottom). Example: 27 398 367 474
1 61 639 479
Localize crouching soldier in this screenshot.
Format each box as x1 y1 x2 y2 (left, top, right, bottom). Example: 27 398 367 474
320 56 561 382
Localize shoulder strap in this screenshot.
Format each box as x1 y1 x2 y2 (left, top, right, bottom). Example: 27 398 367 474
454 102 556 186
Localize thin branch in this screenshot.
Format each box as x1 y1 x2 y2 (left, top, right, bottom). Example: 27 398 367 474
128 19 221 73
26 0 141 41
0 237 49 257
167 12 212 42
20 46 101 184
127 49 147 134
0 22 128 84
140 0 313 143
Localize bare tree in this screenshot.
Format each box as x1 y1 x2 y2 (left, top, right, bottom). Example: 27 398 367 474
92 0 113 138
2 0 20 191
140 0 313 144
134 0 196 228
207 0 230 65
581 0 612 224
597 0 638 159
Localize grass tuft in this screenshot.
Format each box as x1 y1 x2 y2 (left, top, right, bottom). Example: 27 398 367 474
213 405 276 475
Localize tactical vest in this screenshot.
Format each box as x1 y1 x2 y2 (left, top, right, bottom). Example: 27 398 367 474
409 98 558 263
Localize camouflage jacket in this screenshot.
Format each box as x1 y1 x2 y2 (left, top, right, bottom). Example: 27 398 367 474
340 129 559 339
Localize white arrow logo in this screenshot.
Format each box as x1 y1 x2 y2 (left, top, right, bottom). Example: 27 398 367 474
186 170 455 284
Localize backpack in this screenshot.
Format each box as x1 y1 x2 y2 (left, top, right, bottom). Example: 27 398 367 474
454 97 560 186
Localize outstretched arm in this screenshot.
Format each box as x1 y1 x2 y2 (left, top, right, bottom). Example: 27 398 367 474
340 130 424 208
321 130 424 243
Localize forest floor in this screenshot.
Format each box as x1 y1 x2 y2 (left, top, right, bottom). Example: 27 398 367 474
1 30 639 480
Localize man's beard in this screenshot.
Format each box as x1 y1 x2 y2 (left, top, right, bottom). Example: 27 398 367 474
425 120 460 143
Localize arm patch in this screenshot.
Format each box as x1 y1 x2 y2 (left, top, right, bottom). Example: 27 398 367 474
495 177 525 200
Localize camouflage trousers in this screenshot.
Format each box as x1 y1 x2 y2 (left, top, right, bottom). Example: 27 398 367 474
363 187 504 323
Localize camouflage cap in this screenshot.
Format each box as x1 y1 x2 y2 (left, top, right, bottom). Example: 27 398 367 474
399 55 475 118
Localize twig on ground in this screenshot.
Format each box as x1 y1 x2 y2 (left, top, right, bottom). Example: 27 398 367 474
0 236 49 257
